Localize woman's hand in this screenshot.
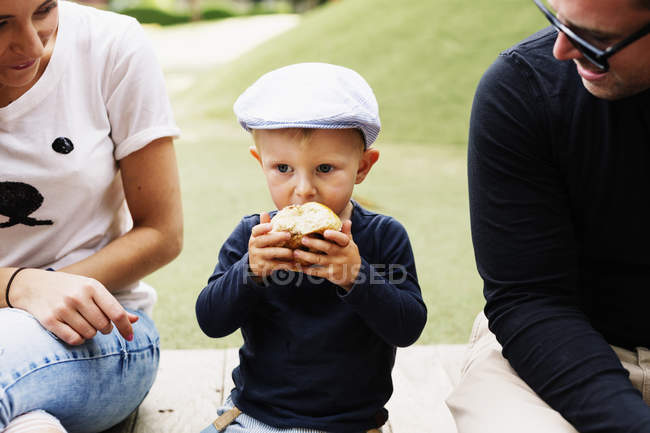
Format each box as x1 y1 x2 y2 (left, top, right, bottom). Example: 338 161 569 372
9 268 138 345
248 212 294 279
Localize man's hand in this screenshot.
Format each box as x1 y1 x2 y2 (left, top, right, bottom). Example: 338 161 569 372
248 212 295 279
293 220 361 291
9 269 138 345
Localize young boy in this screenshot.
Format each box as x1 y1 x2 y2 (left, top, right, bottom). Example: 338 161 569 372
196 63 427 433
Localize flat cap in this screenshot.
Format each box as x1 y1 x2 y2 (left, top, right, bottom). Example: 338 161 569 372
233 63 381 147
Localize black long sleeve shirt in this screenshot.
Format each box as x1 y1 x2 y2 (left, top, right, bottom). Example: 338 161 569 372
469 27 650 433
196 201 427 433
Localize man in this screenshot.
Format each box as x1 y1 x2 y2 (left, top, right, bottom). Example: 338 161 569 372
446 0 650 432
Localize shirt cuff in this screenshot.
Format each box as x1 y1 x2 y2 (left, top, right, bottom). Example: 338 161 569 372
337 258 373 305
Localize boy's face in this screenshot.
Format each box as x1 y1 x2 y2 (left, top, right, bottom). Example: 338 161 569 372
251 128 379 219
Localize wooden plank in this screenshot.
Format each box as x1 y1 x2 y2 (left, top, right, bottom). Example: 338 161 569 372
221 348 239 405
106 345 466 433
387 345 465 433
132 349 226 433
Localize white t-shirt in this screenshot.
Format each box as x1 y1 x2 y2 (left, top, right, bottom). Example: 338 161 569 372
0 2 180 315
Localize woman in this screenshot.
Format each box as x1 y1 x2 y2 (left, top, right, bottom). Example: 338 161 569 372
0 0 182 432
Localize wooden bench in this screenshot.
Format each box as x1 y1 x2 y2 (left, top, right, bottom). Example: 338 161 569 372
105 345 466 433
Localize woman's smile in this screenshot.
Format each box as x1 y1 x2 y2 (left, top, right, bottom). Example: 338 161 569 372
9 59 36 70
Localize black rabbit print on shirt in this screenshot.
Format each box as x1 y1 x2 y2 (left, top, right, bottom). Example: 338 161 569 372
0 137 75 228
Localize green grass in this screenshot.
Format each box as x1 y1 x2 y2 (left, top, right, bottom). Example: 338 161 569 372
145 0 548 349
117 3 291 26
185 0 546 145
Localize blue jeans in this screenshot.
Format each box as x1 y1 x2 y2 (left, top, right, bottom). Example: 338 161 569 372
0 307 159 433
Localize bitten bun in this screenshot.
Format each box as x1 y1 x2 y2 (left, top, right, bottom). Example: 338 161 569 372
271 202 342 249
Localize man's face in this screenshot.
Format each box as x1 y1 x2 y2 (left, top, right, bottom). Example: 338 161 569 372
549 0 650 100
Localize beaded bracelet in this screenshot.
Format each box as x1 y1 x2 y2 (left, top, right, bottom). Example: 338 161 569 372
5 267 27 309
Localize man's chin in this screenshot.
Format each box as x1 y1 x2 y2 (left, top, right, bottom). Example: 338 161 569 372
581 78 615 100
579 72 650 101
580 77 640 101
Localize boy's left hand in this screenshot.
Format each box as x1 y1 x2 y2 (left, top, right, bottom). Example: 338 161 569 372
293 220 361 291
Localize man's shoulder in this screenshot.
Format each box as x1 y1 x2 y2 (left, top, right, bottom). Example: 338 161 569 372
502 27 557 59
476 26 580 110
491 27 570 79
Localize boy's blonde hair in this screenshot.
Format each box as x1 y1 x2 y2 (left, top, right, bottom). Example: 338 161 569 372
252 128 365 154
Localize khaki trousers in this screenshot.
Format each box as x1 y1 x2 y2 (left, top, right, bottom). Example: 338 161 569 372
446 312 650 433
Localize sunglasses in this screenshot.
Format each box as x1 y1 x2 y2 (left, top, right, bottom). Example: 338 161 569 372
533 0 650 72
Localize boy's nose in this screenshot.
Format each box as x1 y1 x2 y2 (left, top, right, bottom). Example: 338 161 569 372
294 175 316 200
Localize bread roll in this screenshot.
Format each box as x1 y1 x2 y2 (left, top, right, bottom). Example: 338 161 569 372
271 202 342 250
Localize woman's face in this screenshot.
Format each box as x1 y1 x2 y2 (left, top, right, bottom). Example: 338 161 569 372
0 0 58 90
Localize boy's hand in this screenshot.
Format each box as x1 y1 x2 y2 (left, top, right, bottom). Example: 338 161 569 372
293 220 361 291
248 212 295 279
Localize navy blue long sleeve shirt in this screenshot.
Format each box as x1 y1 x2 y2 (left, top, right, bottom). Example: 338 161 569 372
196 201 427 433
469 27 650 433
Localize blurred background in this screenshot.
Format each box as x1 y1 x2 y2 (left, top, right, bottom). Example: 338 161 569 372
78 0 331 23
73 0 547 349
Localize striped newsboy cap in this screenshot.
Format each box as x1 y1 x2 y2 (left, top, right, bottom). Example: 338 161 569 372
233 63 381 147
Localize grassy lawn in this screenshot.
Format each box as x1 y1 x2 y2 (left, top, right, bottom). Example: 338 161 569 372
145 0 548 349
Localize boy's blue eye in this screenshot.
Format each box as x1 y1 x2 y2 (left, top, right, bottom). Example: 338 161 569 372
317 164 332 173
277 164 290 173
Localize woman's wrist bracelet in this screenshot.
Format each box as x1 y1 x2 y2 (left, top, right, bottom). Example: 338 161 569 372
5 267 27 309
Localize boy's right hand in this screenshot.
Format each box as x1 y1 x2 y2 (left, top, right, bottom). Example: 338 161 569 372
248 212 295 279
